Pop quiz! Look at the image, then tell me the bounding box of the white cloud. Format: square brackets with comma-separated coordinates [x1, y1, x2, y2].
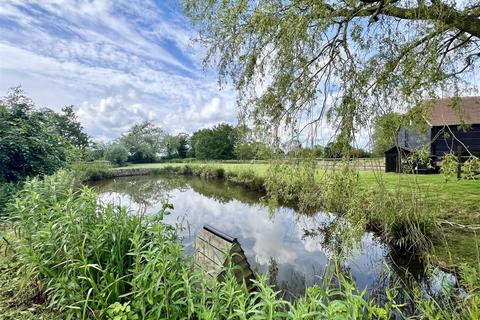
[0, 0, 236, 139]
[162, 91, 237, 133]
[77, 94, 156, 139]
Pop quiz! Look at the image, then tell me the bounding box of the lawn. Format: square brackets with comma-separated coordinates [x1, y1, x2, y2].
[121, 162, 480, 215]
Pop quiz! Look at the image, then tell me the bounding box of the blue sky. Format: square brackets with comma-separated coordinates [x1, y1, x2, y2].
[2, 1, 478, 148]
[0, 0, 237, 140]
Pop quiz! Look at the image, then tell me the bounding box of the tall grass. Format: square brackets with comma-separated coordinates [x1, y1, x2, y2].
[0, 181, 18, 217]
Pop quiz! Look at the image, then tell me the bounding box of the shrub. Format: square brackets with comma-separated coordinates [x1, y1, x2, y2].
[70, 161, 114, 182]
[104, 144, 129, 166]
[0, 96, 76, 183]
[0, 182, 18, 216]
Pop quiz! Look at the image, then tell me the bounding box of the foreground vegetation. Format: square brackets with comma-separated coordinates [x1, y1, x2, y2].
[1, 171, 479, 319]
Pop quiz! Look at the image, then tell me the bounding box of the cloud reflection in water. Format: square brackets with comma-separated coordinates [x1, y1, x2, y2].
[94, 175, 391, 298]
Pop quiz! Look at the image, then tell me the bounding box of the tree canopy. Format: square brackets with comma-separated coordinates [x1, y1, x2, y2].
[161, 133, 189, 159]
[41, 105, 89, 151]
[184, 0, 480, 148]
[104, 143, 129, 166]
[119, 121, 166, 163]
[372, 112, 403, 156]
[0, 88, 83, 182]
[190, 123, 238, 159]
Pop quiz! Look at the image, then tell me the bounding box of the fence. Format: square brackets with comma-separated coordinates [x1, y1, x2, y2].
[314, 158, 385, 171]
[175, 157, 386, 171]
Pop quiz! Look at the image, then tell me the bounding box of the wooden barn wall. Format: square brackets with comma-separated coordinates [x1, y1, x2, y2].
[431, 124, 480, 156]
[397, 127, 431, 150]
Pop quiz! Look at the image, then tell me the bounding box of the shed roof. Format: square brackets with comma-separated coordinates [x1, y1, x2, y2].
[384, 145, 413, 154]
[426, 96, 480, 126]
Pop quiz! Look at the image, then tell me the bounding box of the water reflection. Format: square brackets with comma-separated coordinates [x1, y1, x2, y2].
[92, 175, 417, 299]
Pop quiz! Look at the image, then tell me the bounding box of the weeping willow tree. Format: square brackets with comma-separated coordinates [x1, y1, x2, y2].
[183, 0, 480, 149]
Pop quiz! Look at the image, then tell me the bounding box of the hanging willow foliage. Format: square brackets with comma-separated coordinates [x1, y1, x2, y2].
[183, 0, 480, 146]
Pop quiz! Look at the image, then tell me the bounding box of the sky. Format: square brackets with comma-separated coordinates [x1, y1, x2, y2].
[1, 1, 478, 148]
[0, 0, 237, 141]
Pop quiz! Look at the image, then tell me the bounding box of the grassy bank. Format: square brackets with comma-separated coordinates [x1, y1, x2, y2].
[121, 162, 480, 213]
[2, 171, 479, 319]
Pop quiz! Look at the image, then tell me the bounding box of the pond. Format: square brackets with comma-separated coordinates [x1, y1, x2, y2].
[92, 174, 446, 301]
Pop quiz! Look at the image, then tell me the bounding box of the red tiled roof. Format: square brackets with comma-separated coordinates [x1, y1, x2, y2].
[426, 96, 480, 126]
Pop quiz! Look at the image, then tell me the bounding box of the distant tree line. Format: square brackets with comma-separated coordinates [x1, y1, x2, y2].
[92, 121, 371, 166]
[0, 87, 373, 183]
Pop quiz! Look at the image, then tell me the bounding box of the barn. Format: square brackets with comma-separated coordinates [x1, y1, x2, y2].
[385, 96, 480, 173]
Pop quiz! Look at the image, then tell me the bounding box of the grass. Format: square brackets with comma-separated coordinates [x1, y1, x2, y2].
[121, 162, 480, 214]
[0, 227, 62, 320]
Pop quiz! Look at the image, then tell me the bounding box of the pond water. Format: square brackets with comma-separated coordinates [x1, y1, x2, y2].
[92, 174, 433, 300]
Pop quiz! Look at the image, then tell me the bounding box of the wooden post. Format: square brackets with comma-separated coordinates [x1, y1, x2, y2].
[457, 145, 462, 180]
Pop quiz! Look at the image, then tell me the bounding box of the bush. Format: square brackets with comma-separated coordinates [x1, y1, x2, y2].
[0, 182, 18, 216]
[104, 144, 128, 166]
[0, 93, 76, 183]
[70, 161, 114, 182]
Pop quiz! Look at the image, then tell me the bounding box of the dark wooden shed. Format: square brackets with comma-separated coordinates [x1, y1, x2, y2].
[384, 146, 411, 173]
[384, 97, 480, 173]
